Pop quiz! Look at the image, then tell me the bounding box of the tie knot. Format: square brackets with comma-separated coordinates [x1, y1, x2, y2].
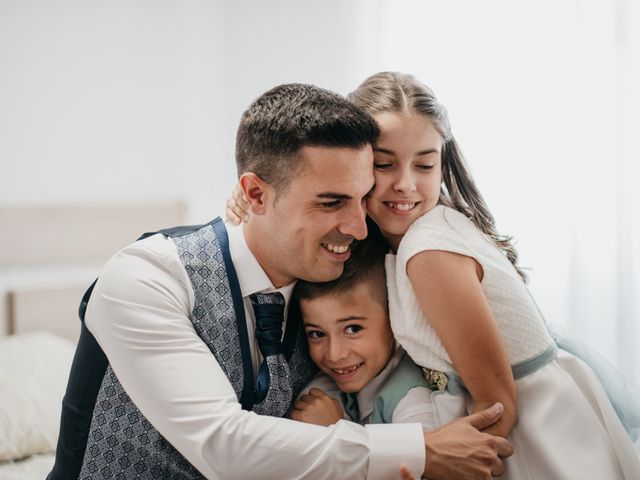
[251, 292, 285, 357]
[250, 292, 285, 307]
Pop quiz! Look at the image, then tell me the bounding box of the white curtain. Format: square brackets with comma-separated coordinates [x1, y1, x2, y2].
[360, 0, 640, 383]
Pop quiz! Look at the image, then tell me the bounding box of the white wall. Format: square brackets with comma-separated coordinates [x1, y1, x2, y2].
[0, 0, 372, 333]
[0, 0, 228, 219]
[0, 0, 372, 220]
[1, 1, 638, 382]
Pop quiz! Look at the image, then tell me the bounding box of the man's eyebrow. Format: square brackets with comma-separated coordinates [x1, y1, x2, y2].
[316, 192, 352, 200]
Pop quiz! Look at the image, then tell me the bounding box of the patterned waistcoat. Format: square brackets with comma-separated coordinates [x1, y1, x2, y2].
[47, 218, 316, 480]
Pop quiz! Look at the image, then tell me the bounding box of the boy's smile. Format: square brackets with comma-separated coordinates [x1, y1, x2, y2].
[300, 281, 395, 393]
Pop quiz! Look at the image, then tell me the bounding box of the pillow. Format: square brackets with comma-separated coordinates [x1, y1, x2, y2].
[0, 332, 75, 461]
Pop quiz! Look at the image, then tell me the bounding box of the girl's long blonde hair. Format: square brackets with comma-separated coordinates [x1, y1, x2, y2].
[348, 72, 527, 282]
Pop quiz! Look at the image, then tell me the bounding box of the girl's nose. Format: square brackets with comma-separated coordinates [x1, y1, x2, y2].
[393, 168, 416, 194]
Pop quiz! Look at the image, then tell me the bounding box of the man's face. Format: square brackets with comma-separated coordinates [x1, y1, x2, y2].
[301, 281, 394, 393]
[257, 145, 374, 286]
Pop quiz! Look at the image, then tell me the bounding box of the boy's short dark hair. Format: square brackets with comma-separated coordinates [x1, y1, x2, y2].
[235, 83, 380, 193]
[294, 220, 389, 305]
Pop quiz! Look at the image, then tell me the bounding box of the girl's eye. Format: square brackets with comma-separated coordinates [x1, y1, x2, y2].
[365, 185, 376, 199]
[416, 164, 434, 171]
[345, 325, 363, 335]
[306, 330, 325, 339]
[374, 163, 392, 170]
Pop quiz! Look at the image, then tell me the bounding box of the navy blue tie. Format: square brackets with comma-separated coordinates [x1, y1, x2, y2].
[341, 391, 361, 422]
[251, 292, 285, 404]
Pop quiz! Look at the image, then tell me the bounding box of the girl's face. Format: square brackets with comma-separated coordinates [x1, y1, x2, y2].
[366, 111, 443, 250]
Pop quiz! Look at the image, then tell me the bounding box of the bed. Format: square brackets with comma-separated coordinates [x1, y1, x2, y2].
[0, 202, 186, 479]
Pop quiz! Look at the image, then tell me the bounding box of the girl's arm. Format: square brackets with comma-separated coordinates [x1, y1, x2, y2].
[406, 250, 517, 439]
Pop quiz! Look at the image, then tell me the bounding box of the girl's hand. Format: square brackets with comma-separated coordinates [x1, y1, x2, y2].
[399, 464, 418, 480]
[290, 388, 344, 426]
[225, 183, 250, 224]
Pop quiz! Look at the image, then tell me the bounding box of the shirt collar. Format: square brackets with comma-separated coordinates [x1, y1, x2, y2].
[225, 220, 296, 302]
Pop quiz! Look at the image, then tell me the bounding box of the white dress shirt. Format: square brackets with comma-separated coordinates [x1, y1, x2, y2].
[85, 221, 425, 480]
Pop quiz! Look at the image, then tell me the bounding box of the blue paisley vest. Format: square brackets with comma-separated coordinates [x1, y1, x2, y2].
[47, 218, 316, 480]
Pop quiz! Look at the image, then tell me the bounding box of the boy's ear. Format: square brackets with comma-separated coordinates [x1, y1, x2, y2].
[239, 172, 272, 215]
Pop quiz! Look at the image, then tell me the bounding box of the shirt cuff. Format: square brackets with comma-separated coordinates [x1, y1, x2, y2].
[365, 422, 424, 480]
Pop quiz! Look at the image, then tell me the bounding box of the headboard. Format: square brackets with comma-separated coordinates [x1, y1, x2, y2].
[0, 202, 187, 342]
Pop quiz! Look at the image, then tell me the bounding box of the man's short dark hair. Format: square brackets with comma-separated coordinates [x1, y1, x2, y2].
[235, 83, 380, 192]
[294, 219, 389, 306]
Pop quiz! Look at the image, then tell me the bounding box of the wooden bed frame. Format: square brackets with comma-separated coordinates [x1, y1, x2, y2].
[1, 202, 187, 342]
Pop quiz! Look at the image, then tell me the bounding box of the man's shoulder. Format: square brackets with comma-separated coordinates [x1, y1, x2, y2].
[92, 233, 187, 300]
[116, 232, 180, 264]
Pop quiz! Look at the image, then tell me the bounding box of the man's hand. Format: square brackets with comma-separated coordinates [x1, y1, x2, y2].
[423, 403, 514, 480]
[290, 388, 344, 427]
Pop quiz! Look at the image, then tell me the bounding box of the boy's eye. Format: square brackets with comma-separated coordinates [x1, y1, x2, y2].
[306, 330, 325, 339]
[345, 324, 363, 335]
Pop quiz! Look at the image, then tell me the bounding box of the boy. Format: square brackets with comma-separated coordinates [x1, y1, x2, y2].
[291, 235, 442, 428]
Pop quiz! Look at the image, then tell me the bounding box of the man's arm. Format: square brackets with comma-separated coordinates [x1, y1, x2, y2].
[86, 234, 425, 480]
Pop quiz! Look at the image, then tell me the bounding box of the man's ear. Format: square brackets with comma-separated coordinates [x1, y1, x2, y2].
[239, 172, 272, 215]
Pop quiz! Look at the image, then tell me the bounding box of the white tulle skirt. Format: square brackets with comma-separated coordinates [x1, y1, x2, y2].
[429, 350, 640, 480]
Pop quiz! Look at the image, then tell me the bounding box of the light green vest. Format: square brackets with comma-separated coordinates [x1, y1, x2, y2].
[369, 352, 431, 424]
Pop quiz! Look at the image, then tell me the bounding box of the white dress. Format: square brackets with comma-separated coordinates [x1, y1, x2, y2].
[386, 205, 640, 480]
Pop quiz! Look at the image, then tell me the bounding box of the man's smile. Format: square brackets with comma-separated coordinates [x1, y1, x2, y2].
[321, 242, 351, 254]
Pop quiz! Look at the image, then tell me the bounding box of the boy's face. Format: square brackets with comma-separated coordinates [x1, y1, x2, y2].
[300, 281, 395, 393]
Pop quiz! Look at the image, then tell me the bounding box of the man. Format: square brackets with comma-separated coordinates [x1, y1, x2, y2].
[48, 83, 512, 480]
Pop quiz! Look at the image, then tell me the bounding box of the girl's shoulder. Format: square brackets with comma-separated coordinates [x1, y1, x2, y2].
[410, 205, 475, 233]
[401, 205, 479, 248]
[397, 205, 480, 266]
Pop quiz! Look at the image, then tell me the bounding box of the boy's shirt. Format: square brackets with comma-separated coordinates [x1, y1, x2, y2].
[300, 347, 447, 428]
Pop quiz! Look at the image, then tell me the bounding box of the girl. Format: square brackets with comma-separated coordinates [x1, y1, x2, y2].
[229, 72, 640, 479]
[350, 72, 640, 479]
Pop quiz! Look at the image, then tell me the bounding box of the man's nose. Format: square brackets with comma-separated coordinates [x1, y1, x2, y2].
[338, 202, 368, 240]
